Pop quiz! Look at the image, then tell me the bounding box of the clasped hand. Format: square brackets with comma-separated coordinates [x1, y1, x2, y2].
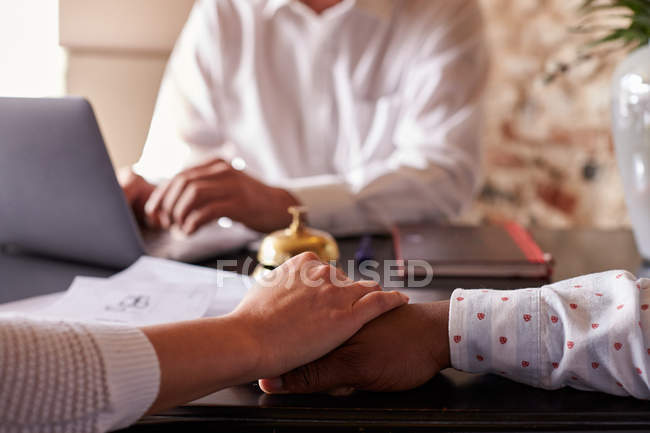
[259, 301, 451, 395]
[236, 253, 451, 396]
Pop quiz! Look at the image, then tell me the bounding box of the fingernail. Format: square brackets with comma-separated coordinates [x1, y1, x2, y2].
[400, 293, 410, 303]
[357, 280, 378, 287]
[260, 377, 284, 394]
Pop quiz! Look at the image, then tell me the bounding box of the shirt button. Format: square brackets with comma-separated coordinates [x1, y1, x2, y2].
[231, 157, 246, 171]
[218, 217, 234, 228]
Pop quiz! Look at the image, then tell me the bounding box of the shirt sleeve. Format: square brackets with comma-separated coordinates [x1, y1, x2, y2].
[133, 0, 224, 183]
[448, 270, 650, 399]
[0, 314, 160, 432]
[287, 1, 489, 235]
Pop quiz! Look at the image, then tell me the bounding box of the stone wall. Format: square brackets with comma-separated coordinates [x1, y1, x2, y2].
[464, 0, 631, 228]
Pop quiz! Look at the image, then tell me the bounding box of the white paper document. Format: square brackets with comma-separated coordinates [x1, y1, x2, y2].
[36, 256, 254, 325]
[40, 277, 215, 325]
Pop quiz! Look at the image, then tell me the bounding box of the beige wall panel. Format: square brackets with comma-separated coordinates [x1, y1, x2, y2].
[59, 0, 195, 53]
[66, 52, 168, 168]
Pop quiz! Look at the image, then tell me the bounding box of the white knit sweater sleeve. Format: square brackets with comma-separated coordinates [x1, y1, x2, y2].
[0, 313, 160, 433]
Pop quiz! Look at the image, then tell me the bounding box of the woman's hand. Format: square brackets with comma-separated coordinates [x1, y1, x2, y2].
[143, 252, 408, 414]
[229, 252, 410, 379]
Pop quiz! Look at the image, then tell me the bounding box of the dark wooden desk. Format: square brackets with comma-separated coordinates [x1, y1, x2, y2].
[138, 228, 649, 432]
[2, 229, 649, 431]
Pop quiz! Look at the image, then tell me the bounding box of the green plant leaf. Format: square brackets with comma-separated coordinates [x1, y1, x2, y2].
[580, 0, 650, 47]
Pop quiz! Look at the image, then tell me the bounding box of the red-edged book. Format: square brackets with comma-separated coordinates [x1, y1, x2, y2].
[392, 222, 553, 278]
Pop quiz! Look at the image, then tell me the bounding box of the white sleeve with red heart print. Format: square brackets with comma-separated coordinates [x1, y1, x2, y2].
[448, 270, 650, 399]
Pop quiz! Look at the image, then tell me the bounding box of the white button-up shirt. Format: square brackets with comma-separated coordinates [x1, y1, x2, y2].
[134, 0, 488, 234]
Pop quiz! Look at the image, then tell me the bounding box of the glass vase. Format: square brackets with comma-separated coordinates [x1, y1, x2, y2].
[611, 44, 650, 261]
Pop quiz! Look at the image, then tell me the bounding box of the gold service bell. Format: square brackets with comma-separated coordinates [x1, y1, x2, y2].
[253, 206, 339, 279]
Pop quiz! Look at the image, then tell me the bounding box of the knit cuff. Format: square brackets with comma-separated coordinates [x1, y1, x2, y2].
[87, 324, 161, 432]
[448, 288, 541, 387]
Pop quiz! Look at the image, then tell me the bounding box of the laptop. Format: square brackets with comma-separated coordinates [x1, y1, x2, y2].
[0, 97, 258, 269]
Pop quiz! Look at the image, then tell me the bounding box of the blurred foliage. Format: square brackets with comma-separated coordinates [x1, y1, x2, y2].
[581, 0, 650, 47]
[545, 0, 649, 82]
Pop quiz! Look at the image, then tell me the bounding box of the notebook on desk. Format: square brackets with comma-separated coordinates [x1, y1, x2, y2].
[392, 222, 553, 279]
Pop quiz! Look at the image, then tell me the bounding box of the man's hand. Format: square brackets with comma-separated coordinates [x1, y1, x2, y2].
[144, 158, 299, 234]
[258, 301, 451, 394]
[117, 167, 156, 224]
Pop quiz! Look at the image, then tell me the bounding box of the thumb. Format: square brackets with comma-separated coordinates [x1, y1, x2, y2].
[259, 352, 357, 394]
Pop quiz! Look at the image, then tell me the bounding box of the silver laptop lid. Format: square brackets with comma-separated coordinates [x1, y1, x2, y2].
[0, 97, 144, 269]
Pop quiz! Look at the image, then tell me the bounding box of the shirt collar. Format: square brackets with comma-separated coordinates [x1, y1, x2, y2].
[265, 0, 392, 21]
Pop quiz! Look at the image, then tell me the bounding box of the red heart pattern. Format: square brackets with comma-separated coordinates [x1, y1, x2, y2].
[449, 277, 644, 388]
[614, 342, 622, 351]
